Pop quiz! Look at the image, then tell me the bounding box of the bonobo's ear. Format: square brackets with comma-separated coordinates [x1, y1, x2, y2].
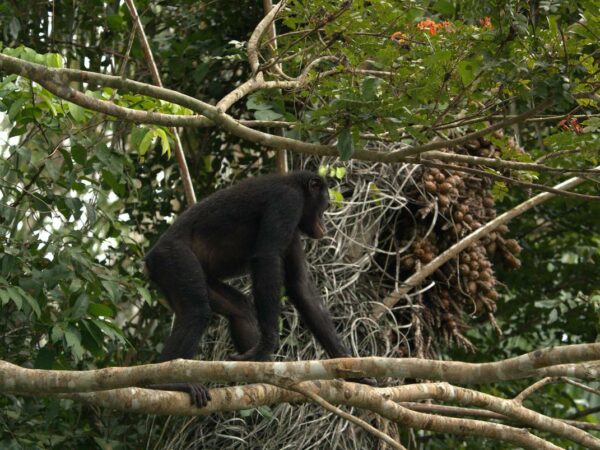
[308, 177, 324, 194]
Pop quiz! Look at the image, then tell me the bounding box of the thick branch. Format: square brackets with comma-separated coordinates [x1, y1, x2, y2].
[3, 344, 600, 393]
[60, 382, 560, 449]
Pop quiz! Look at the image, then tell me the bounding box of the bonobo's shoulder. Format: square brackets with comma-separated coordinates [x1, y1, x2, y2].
[194, 171, 319, 205]
[233, 170, 317, 190]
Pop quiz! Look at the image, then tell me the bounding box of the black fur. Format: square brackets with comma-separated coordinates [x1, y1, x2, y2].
[145, 171, 351, 407]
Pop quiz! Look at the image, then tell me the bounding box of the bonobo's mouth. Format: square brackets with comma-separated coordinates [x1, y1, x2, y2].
[314, 219, 326, 239]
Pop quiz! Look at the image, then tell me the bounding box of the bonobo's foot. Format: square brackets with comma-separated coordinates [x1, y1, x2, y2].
[148, 382, 211, 408]
[229, 344, 273, 362]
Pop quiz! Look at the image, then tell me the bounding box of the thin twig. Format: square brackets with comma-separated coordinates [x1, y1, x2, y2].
[124, 0, 196, 205]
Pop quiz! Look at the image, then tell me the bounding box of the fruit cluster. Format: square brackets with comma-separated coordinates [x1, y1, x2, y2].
[390, 137, 523, 349]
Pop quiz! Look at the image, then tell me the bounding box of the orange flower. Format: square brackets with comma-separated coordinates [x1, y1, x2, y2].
[479, 16, 493, 29]
[390, 31, 409, 44]
[558, 116, 584, 134]
[569, 117, 583, 134]
[441, 20, 455, 32]
[417, 19, 442, 36]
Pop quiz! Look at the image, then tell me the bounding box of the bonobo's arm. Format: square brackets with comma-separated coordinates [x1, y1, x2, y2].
[230, 189, 303, 361]
[284, 234, 377, 386]
[284, 233, 350, 358]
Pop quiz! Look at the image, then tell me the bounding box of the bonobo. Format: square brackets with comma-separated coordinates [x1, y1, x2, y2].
[145, 171, 355, 407]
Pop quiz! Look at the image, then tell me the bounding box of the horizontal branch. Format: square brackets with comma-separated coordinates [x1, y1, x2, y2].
[3, 344, 600, 394]
[55, 381, 558, 449]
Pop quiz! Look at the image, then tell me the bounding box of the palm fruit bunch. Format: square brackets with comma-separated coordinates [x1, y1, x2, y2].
[389, 136, 523, 351]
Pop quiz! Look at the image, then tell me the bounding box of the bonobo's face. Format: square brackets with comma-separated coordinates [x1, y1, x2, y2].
[300, 176, 330, 239]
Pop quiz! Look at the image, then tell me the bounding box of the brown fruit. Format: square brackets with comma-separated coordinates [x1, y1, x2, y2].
[505, 239, 522, 255]
[421, 252, 434, 263]
[479, 270, 492, 282]
[497, 224, 509, 234]
[438, 195, 451, 207]
[486, 290, 498, 300]
[504, 253, 522, 269]
[467, 281, 478, 294]
[424, 181, 437, 193]
[439, 182, 453, 194]
[486, 242, 497, 254]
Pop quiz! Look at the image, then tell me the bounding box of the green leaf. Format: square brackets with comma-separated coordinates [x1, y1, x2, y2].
[71, 293, 89, 319]
[92, 319, 127, 344]
[0, 289, 12, 307]
[328, 189, 344, 207]
[8, 96, 28, 121]
[254, 109, 284, 120]
[45, 53, 64, 68]
[154, 128, 171, 157]
[6, 287, 23, 310]
[361, 77, 383, 101]
[246, 93, 273, 110]
[51, 325, 64, 343]
[136, 286, 152, 305]
[45, 158, 61, 181]
[16, 288, 41, 317]
[337, 128, 354, 161]
[334, 167, 346, 179]
[458, 59, 477, 85]
[71, 144, 87, 165]
[138, 129, 156, 156]
[433, 0, 455, 16]
[64, 327, 84, 359]
[67, 102, 86, 122]
[89, 303, 114, 318]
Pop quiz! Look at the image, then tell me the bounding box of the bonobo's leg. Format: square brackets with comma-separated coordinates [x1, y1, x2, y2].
[283, 233, 350, 358]
[230, 193, 302, 361]
[208, 280, 259, 354]
[145, 242, 213, 407]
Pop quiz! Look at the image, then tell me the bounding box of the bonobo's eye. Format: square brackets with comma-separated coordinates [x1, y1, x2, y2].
[308, 177, 324, 194]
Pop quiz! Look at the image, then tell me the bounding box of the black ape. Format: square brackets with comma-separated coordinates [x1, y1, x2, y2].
[145, 171, 352, 407]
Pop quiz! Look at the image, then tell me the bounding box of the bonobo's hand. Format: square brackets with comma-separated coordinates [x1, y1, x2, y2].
[229, 344, 273, 362]
[149, 382, 211, 408]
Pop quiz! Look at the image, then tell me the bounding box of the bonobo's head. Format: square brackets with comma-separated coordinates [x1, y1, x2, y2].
[300, 174, 330, 239]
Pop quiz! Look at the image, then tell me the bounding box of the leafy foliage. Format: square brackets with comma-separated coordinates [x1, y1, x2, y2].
[0, 0, 599, 448]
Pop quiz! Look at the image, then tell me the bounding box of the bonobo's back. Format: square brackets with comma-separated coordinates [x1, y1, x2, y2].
[164, 171, 316, 239]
